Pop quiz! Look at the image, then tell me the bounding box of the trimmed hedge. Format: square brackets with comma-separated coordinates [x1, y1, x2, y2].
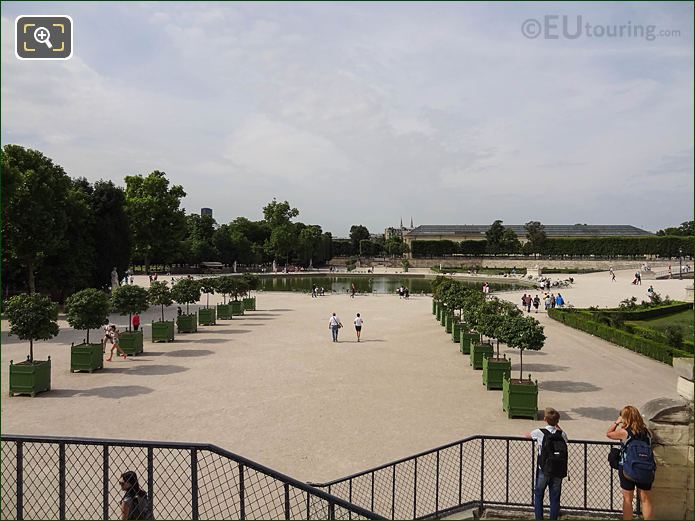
[549, 309, 693, 365]
[597, 302, 693, 320]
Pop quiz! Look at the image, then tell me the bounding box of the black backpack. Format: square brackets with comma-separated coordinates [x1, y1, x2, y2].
[128, 491, 154, 520]
[540, 428, 568, 478]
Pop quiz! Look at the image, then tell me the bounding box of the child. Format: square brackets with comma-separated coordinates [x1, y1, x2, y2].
[106, 325, 128, 361]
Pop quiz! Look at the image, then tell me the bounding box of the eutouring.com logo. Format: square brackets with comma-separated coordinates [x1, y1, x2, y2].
[521, 15, 681, 41]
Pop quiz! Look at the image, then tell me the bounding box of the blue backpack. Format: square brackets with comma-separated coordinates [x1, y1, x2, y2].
[622, 434, 656, 484]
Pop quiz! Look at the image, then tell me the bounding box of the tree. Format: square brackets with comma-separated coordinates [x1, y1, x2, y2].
[266, 224, 297, 264]
[500, 228, 521, 254]
[216, 276, 236, 304]
[111, 285, 149, 332]
[241, 274, 260, 296]
[263, 198, 299, 228]
[170, 278, 200, 314]
[656, 221, 694, 237]
[477, 299, 522, 357]
[2, 145, 73, 293]
[183, 213, 218, 264]
[385, 236, 409, 256]
[349, 225, 370, 254]
[524, 221, 547, 252]
[199, 278, 217, 308]
[124, 171, 186, 271]
[297, 225, 323, 266]
[502, 316, 545, 380]
[90, 180, 132, 286]
[4, 293, 60, 362]
[148, 281, 174, 321]
[65, 288, 111, 344]
[485, 220, 506, 254]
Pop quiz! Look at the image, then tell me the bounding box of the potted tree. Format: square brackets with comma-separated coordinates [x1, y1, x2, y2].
[198, 278, 217, 326]
[6, 294, 59, 396]
[480, 300, 519, 390]
[171, 278, 200, 333]
[241, 274, 260, 311]
[111, 285, 149, 355]
[65, 288, 111, 372]
[230, 279, 249, 316]
[442, 284, 472, 343]
[502, 316, 545, 419]
[459, 290, 484, 356]
[148, 281, 175, 342]
[466, 295, 493, 369]
[215, 276, 235, 320]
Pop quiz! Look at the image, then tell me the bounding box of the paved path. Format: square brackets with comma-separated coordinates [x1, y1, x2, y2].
[1, 271, 687, 482]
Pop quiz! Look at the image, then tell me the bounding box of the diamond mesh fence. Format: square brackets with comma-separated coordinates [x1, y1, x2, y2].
[1, 437, 382, 520]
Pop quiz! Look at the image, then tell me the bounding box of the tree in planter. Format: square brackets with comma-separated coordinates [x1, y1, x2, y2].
[170, 278, 201, 314]
[65, 288, 111, 344]
[503, 315, 546, 380]
[241, 274, 260, 296]
[148, 281, 173, 321]
[216, 276, 235, 305]
[111, 285, 149, 332]
[477, 299, 522, 358]
[5, 293, 59, 363]
[5, 293, 59, 396]
[199, 278, 218, 309]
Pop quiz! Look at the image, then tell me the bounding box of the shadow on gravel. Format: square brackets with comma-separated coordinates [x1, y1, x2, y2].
[44, 385, 154, 399]
[539, 380, 601, 393]
[103, 364, 189, 376]
[166, 349, 214, 357]
[571, 406, 620, 421]
[511, 363, 569, 373]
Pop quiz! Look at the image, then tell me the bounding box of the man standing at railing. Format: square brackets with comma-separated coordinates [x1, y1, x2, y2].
[525, 407, 569, 520]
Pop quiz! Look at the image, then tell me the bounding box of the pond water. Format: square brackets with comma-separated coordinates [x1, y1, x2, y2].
[258, 276, 526, 294]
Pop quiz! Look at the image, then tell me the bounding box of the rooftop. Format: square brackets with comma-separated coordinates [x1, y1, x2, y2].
[404, 224, 653, 238]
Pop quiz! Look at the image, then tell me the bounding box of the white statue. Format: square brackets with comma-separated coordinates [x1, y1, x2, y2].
[111, 267, 120, 291]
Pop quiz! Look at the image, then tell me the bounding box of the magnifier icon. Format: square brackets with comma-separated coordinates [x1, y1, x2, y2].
[33, 26, 53, 49]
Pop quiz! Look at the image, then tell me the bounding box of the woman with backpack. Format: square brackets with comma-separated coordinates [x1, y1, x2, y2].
[120, 471, 153, 519]
[606, 405, 655, 520]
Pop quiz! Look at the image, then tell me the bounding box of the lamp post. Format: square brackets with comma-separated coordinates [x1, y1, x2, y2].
[679, 248, 683, 280]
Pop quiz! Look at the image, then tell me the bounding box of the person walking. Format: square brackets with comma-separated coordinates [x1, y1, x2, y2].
[354, 313, 364, 342]
[606, 406, 656, 520]
[527, 295, 532, 313]
[106, 325, 128, 361]
[328, 313, 342, 342]
[521, 294, 528, 311]
[550, 293, 556, 309]
[119, 471, 152, 520]
[533, 295, 540, 313]
[525, 408, 568, 520]
[610, 267, 616, 282]
[555, 294, 564, 308]
[350, 283, 356, 298]
[132, 313, 141, 332]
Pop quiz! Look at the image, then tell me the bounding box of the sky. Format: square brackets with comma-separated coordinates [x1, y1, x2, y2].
[2, 2, 693, 236]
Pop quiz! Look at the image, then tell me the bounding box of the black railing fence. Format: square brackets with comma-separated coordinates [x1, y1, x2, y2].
[310, 435, 633, 519]
[0, 435, 384, 520]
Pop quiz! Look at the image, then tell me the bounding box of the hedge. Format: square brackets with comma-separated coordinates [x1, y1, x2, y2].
[597, 302, 693, 320]
[548, 308, 693, 365]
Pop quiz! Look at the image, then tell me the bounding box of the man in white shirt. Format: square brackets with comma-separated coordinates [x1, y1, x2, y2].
[525, 407, 569, 520]
[328, 313, 342, 342]
[353, 313, 364, 342]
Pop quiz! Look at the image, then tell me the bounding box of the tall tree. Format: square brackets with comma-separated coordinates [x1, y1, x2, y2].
[182, 213, 218, 264]
[524, 221, 547, 252]
[656, 221, 694, 237]
[263, 198, 299, 228]
[1, 145, 72, 293]
[297, 225, 323, 266]
[124, 171, 186, 271]
[349, 225, 370, 254]
[500, 228, 521, 254]
[485, 220, 506, 254]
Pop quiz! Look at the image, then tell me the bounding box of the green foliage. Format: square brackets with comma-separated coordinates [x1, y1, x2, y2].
[549, 308, 693, 365]
[181, 214, 218, 264]
[241, 274, 260, 293]
[656, 221, 693, 237]
[263, 198, 299, 227]
[169, 279, 200, 313]
[110, 285, 149, 327]
[148, 281, 174, 320]
[215, 276, 236, 304]
[663, 326, 684, 348]
[124, 171, 186, 270]
[65, 288, 111, 343]
[198, 277, 218, 308]
[4, 293, 60, 361]
[350, 225, 370, 252]
[503, 315, 545, 378]
[524, 221, 547, 252]
[332, 239, 355, 257]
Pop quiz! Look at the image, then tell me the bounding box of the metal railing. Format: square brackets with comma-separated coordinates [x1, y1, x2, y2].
[310, 435, 633, 519]
[0, 435, 384, 520]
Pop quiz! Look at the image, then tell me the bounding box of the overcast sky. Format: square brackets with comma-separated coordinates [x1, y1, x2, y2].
[2, 2, 693, 236]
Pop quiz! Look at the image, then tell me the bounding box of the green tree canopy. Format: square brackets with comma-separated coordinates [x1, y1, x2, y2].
[524, 221, 547, 252]
[656, 221, 694, 237]
[485, 220, 506, 254]
[124, 171, 186, 271]
[65, 288, 111, 344]
[1, 145, 73, 293]
[263, 198, 299, 228]
[148, 281, 174, 321]
[4, 293, 60, 362]
[349, 225, 370, 254]
[170, 278, 200, 314]
[500, 228, 521, 254]
[502, 315, 545, 379]
[111, 285, 149, 331]
[198, 277, 218, 308]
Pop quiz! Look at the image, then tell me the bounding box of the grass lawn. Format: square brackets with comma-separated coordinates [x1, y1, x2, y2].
[635, 309, 694, 332]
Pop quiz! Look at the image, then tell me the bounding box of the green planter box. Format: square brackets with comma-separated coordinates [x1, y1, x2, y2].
[177, 313, 198, 333]
[451, 321, 463, 343]
[231, 300, 245, 316]
[445, 314, 457, 334]
[217, 303, 233, 320]
[70, 343, 104, 372]
[503, 376, 539, 419]
[460, 332, 478, 355]
[199, 307, 217, 326]
[470, 342, 493, 370]
[432, 300, 438, 315]
[482, 356, 512, 390]
[436, 305, 443, 322]
[242, 297, 256, 311]
[9, 358, 51, 397]
[152, 321, 175, 342]
[440, 309, 447, 326]
[119, 331, 144, 355]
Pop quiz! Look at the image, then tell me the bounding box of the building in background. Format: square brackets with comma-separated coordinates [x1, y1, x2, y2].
[385, 217, 414, 240]
[201, 207, 213, 218]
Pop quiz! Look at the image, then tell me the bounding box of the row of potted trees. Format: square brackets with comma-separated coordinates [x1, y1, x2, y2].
[431, 277, 546, 419]
[5, 274, 261, 397]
